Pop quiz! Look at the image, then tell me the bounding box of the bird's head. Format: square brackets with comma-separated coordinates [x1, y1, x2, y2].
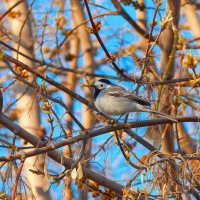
[89, 79, 113, 100]
[90, 79, 113, 90]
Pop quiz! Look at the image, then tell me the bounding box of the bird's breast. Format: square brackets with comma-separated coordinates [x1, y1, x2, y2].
[94, 93, 141, 116]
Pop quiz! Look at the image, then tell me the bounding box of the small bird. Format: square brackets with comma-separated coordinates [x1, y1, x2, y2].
[89, 79, 177, 122]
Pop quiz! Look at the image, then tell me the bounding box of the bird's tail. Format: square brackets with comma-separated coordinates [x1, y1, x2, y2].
[142, 107, 178, 122]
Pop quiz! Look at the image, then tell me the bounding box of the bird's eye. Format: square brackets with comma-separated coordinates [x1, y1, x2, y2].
[101, 84, 104, 88]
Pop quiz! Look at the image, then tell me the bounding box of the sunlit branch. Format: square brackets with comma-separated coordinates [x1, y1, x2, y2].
[0, 0, 25, 22]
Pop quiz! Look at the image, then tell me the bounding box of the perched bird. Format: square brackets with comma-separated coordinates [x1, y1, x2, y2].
[89, 79, 177, 122]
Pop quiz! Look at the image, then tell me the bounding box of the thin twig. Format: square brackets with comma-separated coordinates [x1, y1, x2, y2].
[84, 0, 135, 82]
[0, 0, 25, 22]
[114, 131, 143, 169]
[11, 158, 25, 200]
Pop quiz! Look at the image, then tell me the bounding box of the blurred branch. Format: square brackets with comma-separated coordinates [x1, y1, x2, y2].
[0, 114, 199, 197]
[84, 0, 137, 82]
[1, 41, 199, 86]
[0, 114, 137, 197]
[2, 52, 94, 110]
[111, 0, 149, 39]
[114, 131, 142, 169]
[11, 158, 25, 200]
[0, 113, 199, 161]
[0, 114, 198, 163]
[0, 0, 25, 22]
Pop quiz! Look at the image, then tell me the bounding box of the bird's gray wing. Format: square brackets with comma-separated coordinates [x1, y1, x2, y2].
[106, 85, 151, 106]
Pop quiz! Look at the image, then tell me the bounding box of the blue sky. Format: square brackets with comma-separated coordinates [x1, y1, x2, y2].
[0, 0, 199, 199]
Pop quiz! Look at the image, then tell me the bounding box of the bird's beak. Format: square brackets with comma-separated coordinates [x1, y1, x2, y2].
[88, 84, 95, 88]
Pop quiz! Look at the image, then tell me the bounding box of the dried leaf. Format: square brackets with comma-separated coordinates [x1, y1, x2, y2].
[71, 168, 77, 180]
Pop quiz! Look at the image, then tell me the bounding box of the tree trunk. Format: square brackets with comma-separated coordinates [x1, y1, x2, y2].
[63, 8, 80, 200]
[70, 0, 95, 199]
[4, 1, 51, 199]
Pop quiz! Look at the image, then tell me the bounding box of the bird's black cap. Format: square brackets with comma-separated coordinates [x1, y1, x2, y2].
[98, 79, 112, 84]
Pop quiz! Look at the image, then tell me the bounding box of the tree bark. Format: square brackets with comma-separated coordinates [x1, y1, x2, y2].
[70, 0, 95, 199]
[157, 1, 181, 154]
[63, 8, 80, 200]
[4, 1, 51, 199]
[182, 0, 200, 44]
